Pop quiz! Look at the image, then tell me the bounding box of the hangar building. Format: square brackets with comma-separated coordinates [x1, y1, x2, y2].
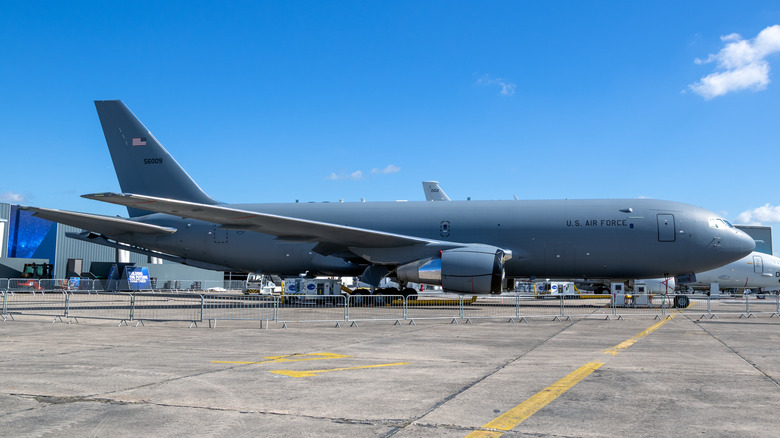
[0, 202, 224, 284]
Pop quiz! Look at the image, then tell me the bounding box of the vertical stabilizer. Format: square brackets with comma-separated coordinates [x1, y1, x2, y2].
[422, 181, 451, 201]
[94, 100, 218, 217]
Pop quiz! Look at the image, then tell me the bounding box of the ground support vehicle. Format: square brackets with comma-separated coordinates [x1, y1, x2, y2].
[281, 278, 344, 305]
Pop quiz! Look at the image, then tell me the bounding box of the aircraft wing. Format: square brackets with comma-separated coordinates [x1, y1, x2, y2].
[19, 206, 177, 236]
[82, 193, 434, 248]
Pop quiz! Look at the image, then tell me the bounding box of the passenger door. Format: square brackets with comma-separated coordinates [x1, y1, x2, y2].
[657, 214, 675, 242]
[753, 255, 763, 274]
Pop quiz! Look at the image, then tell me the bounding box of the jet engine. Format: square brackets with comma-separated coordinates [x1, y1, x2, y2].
[396, 245, 510, 294]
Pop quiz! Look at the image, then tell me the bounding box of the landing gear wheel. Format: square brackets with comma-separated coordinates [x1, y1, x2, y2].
[382, 288, 402, 301]
[673, 295, 690, 308]
[401, 287, 418, 301]
[351, 288, 369, 306]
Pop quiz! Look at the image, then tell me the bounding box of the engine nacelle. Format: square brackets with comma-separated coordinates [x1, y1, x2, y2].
[396, 245, 509, 294]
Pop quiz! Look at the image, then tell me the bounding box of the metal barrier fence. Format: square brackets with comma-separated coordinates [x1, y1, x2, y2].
[66, 293, 137, 322]
[204, 294, 276, 323]
[278, 294, 347, 324]
[0, 278, 249, 293]
[6, 278, 47, 293]
[463, 296, 519, 322]
[347, 295, 405, 323]
[3, 291, 779, 325]
[405, 295, 462, 322]
[133, 293, 204, 323]
[561, 296, 614, 319]
[684, 293, 780, 318]
[3, 291, 69, 320]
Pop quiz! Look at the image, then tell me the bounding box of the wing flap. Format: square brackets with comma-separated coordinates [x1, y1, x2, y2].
[19, 206, 177, 236]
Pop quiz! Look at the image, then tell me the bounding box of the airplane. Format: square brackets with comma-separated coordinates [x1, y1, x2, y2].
[678, 251, 780, 294]
[423, 181, 450, 201]
[19, 100, 755, 296]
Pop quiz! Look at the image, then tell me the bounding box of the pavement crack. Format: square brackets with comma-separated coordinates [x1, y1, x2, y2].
[383, 319, 580, 437]
[10, 391, 408, 426]
[88, 365, 248, 398]
[691, 315, 780, 389]
[15, 393, 131, 405]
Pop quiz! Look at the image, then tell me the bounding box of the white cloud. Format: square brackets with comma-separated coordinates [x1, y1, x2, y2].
[327, 170, 363, 180]
[0, 190, 25, 203]
[329, 165, 399, 180]
[689, 25, 780, 99]
[475, 74, 516, 96]
[371, 164, 401, 174]
[736, 203, 780, 224]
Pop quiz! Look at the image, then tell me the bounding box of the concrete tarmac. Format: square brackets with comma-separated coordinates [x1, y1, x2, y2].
[1, 315, 779, 437]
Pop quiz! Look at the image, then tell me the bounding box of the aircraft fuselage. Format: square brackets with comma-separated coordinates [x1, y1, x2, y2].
[683, 252, 780, 291]
[123, 198, 753, 280]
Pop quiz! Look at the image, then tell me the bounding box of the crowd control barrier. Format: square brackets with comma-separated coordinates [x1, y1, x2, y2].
[2, 289, 779, 326]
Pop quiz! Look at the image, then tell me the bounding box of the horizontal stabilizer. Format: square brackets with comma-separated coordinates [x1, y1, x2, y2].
[19, 206, 177, 236]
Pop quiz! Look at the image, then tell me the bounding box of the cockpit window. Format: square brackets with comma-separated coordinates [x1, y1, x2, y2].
[709, 218, 734, 229]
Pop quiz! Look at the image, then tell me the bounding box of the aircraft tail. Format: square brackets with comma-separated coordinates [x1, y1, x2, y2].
[422, 181, 451, 201]
[94, 100, 218, 217]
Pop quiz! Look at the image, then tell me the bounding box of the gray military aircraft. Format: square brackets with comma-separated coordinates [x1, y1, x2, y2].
[21, 100, 755, 294]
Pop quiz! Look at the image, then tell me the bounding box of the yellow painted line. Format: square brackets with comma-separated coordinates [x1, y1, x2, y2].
[271, 362, 410, 378]
[466, 362, 604, 437]
[212, 352, 351, 365]
[467, 317, 680, 437]
[603, 314, 676, 356]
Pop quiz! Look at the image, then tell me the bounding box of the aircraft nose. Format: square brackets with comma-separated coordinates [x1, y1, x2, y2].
[740, 229, 756, 254]
[725, 228, 756, 258]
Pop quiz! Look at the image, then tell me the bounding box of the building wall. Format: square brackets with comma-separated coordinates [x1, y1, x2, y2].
[2, 202, 225, 281]
[735, 225, 773, 256]
[54, 224, 225, 281]
[54, 224, 148, 278]
[0, 203, 10, 258]
[146, 263, 224, 283]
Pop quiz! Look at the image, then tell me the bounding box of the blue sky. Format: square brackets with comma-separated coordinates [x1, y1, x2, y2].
[2, 1, 780, 248]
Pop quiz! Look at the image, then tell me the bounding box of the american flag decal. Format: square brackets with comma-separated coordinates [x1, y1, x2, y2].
[132, 137, 147, 146]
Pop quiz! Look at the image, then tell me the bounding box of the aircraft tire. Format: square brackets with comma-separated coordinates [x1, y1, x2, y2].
[673, 295, 690, 308]
[380, 288, 401, 302]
